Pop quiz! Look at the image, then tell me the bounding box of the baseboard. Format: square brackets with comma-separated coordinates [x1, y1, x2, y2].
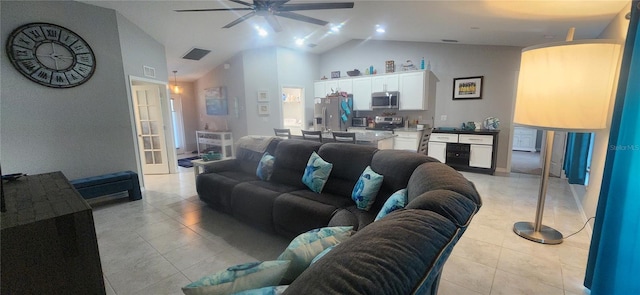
[569, 183, 593, 238]
[494, 167, 509, 176]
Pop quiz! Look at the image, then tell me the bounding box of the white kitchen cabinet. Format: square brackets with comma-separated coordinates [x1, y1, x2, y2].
[512, 127, 538, 152]
[337, 79, 353, 94]
[371, 74, 399, 92]
[469, 144, 493, 169]
[399, 70, 437, 110]
[428, 141, 447, 163]
[325, 80, 338, 94]
[393, 130, 422, 151]
[314, 81, 326, 98]
[352, 76, 372, 110]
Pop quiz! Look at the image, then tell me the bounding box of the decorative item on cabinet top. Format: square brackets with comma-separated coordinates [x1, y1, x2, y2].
[347, 69, 360, 76]
[385, 60, 395, 73]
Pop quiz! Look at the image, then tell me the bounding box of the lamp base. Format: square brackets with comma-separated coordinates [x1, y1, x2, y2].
[513, 221, 563, 245]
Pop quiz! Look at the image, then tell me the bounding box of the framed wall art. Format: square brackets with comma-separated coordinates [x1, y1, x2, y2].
[205, 86, 228, 115]
[331, 71, 340, 79]
[453, 76, 483, 100]
[257, 90, 269, 102]
[258, 103, 270, 116]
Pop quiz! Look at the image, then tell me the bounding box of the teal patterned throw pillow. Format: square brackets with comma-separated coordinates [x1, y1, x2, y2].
[375, 188, 408, 221]
[302, 152, 333, 193]
[256, 152, 275, 181]
[182, 260, 290, 295]
[277, 226, 353, 283]
[351, 166, 384, 211]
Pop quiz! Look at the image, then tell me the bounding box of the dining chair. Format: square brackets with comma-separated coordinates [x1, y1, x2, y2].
[301, 130, 323, 142]
[274, 128, 291, 139]
[332, 132, 357, 144]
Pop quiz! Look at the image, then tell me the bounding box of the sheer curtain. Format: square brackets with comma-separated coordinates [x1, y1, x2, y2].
[585, 2, 640, 293]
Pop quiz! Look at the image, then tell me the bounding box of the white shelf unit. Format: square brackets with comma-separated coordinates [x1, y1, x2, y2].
[196, 131, 234, 159]
[512, 127, 538, 152]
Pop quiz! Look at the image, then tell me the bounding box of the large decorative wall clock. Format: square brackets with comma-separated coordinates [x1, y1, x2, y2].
[5, 23, 96, 88]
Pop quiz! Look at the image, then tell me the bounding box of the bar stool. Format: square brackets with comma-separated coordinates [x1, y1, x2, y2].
[274, 128, 291, 139]
[332, 132, 357, 144]
[301, 130, 323, 142]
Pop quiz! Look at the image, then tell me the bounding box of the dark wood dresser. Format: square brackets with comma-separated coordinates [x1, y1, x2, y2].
[1, 172, 105, 294]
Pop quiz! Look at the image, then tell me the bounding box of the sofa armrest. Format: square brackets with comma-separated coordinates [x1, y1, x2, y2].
[202, 159, 239, 174]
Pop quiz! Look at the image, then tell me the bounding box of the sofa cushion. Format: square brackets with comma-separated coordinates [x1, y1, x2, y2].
[271, 140, 322, 188]
[302, 152, 333, 193]
[273, 191, 351, 237]
[182, 260, 290, 295]
[283, 210, 458, 295]
[232, 286, 289, 295]
[231, 181, 301, 233]
[407, 162, 482, 207]
[256, 152, 275, 181]
[369, 150, 434, 211]
[234, 137, 281, 175]
[197, 171, 259, 212]
[277, 226, 353, 284]
[351, 166, 384, 211]
[406, 189, 478, 227]
[317, 143, 377, 197]
[327, 206, 376, 231]
[375, 188, 408, 221]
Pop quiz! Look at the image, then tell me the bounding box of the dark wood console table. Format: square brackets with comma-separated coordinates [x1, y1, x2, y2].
[1, 172, 105, 294]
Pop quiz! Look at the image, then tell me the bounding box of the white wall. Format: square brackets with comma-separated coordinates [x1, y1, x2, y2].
[0, 1, 140, 180]
[242, 48, 280, 136]
[176, 82, 199, 153]
[319, 40, 522, 171]
[576, 3, 632, 226]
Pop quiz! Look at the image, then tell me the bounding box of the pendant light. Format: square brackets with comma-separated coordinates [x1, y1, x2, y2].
[172, 70, 180, 94]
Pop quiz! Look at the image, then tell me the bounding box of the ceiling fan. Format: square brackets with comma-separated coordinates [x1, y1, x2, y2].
[175, 0, 354, 32]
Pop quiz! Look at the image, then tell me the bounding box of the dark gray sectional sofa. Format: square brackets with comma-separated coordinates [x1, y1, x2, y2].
[195, 136, 482, 294]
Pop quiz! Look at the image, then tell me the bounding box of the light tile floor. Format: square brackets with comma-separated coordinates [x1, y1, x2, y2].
[92, 166, 591, 295]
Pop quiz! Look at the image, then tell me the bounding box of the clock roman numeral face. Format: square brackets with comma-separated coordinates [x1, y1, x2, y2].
[5, 23, 96, 88]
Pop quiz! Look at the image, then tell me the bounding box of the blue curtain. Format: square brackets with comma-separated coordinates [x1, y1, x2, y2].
[564, 132, 592, 184]
[585, 2, 640, 294]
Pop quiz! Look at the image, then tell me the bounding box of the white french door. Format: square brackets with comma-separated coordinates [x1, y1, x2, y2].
[132, 85, 169, 174]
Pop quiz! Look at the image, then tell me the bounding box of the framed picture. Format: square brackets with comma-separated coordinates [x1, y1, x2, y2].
[257, 90, 269, 102]
[331, 71, 340, 79]
[453, 76, 483, 100]
[385, 60, 395, 73]
[205, 86, 228, 115]
[258, 103, 270, 116]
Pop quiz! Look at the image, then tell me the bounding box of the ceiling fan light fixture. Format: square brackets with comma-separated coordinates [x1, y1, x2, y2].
[375, 24, 385, 33]
[330, 24, 342, 33]
[255, 25, 268, 37]
[295, 38, 305, 46]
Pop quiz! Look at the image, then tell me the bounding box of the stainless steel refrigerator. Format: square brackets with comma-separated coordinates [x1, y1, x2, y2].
[313, 94, 353, 132]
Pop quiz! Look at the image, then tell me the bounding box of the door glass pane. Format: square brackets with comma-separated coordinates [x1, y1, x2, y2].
[153, 151, 162, 164]
[141, 122, 150, 135]
[150, 122, 159, 135]
[148, 105, 158, 120]
[138, 91, 148, 105]
[152, 136, 161, 149]
[143, 136, 151, 149]
[139, 107, 149, 120]
[145, 151, 153, 164]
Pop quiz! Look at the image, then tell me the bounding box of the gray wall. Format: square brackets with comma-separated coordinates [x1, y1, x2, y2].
[276, 47, 320, 130]
[1, 1, 139, 179]
[319, 40, 522, 172]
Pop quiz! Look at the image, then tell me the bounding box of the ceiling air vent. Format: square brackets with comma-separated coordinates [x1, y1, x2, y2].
[182, 48, 211, 60]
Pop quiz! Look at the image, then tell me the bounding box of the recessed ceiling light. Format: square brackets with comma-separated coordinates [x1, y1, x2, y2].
[376, 25, 385, 33]
[330, 24, 342, 33]
[295, 38, 305, 46]
[255, 26, 268, 37]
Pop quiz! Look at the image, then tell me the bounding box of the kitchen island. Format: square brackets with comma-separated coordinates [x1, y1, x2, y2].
[292, 131, 396, 149]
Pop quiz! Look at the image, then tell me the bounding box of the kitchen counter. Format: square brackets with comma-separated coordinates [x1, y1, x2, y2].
[293, 131, 396, 144]
[432, 128, 500, 135]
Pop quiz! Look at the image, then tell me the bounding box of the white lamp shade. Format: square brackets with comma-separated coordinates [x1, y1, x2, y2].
[514, 40, 622, 131]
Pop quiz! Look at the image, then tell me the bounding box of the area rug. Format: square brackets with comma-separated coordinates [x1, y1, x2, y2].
[178, 156, 200, 168]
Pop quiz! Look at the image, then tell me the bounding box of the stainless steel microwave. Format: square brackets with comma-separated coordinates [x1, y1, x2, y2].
[371, 91, 399, 109]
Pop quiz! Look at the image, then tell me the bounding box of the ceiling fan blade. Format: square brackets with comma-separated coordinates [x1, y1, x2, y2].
[278, 2, 354, 12]
[223, 11, 257, 28]
[275, 11, 328, 26]
[175, 8, 253, 12]
[227, 0, 254, 7]
[265, 15, 283, 32]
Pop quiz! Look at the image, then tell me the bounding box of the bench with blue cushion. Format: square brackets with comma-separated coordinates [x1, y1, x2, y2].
[70, 171, 142, 201]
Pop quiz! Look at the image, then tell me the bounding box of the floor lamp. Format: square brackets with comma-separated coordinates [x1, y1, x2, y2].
[512, 29, 622, 245]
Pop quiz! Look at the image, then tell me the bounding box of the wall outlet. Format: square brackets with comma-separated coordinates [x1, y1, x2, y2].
[440, 115, 447, 121]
